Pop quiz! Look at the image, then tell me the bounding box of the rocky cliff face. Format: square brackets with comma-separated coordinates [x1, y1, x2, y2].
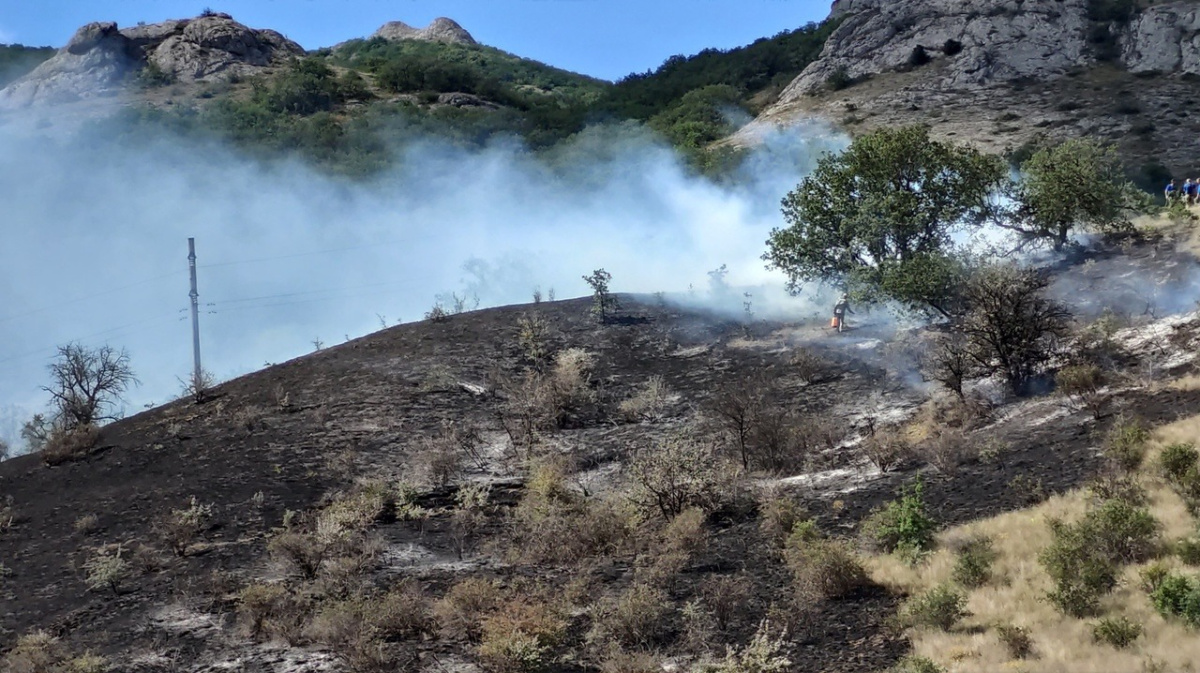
[0, 13, 303, 110]
[747, 0, 1200, 175]
[371, 18, 476, 45]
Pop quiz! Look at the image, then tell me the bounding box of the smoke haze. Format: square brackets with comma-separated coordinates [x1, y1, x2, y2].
[0, 113, 849, 449]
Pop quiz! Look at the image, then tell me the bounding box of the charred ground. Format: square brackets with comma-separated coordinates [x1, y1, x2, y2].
[5, 233, 1200, 672]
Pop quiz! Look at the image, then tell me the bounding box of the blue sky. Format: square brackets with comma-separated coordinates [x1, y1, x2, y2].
[0, 0, 831, 81]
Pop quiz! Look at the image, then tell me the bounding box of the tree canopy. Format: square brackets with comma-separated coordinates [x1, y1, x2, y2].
[1003, 138, 1142, 251]
[763, 125, 1006, 317]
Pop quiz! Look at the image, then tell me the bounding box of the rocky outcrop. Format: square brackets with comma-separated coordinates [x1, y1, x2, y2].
[783, 0, 1092, 97]
[0, 22, 139, 107]
[0, 13, 303, 110]
[139, 14, 304, 81]
[371, 18, 476, 45]
[1122, 2, 1200, 74]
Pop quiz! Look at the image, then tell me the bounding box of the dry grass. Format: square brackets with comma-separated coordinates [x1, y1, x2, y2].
[866, 413, 1200, 672]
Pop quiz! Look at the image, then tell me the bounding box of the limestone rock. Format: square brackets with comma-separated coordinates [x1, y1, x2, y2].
[372, 18, 477, 45]
[0, 22, 138, 109]
[145, 14, 304, 81]
[1122, 2, 1200, 74]
[782, 0, 1092, 98]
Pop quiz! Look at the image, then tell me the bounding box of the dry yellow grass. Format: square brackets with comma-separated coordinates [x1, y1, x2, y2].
[869, 414, 1200, 672]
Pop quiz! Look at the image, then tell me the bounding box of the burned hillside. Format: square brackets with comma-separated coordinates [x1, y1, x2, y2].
[6, 226, 1200, 672]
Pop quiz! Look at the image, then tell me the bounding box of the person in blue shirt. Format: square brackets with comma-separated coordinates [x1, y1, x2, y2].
[1166, 179, 1178, 201]
[1185, 179, 1194, 205]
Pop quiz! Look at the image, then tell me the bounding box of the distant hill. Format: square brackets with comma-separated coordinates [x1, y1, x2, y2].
[0, 12, 840, 178]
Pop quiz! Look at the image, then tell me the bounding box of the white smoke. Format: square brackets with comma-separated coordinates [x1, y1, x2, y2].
[0, 112, 849, 450]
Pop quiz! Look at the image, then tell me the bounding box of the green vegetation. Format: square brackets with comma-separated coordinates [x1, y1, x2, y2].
[0, 44, 55, 88]
[861, 478, 938, 558]
[764, 125, 1006, 317]
[86, 18, 841, 178]
[1149, 571, 1200, 626]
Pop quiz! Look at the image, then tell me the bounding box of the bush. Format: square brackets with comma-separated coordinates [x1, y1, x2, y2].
[1087, 498, 1161, 563]
[706, 620, 792, 673]
[897, 584, 967, 631]
[1056, 364, 1108, 418]
[83, 546, 129, 595]
[825, 66, 853, 91]
[1149, 572, 1200, 626]
[160, 496, 214, 556]
[40, 425, 100, 466]
[861, 478, 937, 555]
[627, 436, 740, 520]
[1176, 536, 1200, 565]
[908, 45, 932, 67]
[786, 537, 869, 600]
[942, 39, 964, 56]
[1091, 616, 1143, 648]
[1104, 416, 1149, 473]
[1162, 443, 1199, 482]
[478, 601, 566, 673]
[758, 492, 807, 550]
[588, 583, 670, 648]
[1040, 507, 1139, 616]
[436, 578, 504, 641]
[951, 535, 997, 588]
[618, 375, 671, 421]
[860, 431, 915, 473]
[995, 623, 1033, 659]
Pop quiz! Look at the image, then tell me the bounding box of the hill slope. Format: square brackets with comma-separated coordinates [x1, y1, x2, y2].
[742, 0, 1200, 183]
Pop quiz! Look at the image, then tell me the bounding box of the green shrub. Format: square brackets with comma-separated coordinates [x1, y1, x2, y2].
[995, 623, 1033, 659]
[826, 66, 853, 92]
[1176, 536, 1200, 565]
[1149, 572, 1200, 627]
[1039, 519, 1119, 617]
[1087, 498, 1161, 563]
[1091, 616, 1143, 648]
[1104, 416, 1149, 473]
[952, 535, 997, 588]
[1161, 443, 1199, 481]
[897, 584, 967, 631]
[1140, 561, 1171, 592]
[861, 478, 937, 555]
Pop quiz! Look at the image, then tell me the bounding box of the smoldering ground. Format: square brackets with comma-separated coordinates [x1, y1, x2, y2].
[0, 114, 849, 448]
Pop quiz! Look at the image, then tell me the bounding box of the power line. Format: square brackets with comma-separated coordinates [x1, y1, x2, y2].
[0, 313, 181, 368]
[0, 270, 184, 324]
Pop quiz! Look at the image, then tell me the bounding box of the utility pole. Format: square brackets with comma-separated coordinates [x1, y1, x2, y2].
[188, 238, 202, 390]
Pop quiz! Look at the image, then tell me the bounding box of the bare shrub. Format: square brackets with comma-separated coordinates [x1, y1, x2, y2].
[661, 507, 709, 557]
[425, 303, 450, 322]
[496, 350, 595, 449]
[268, 531, 327, 580]
[707, 620, 791, 673]
[916, 427, 978, 474]
[859, 422, 914, 473]
[74, 514, 100, 535]
[588, 583, 670, 649]
[435, 578, 505, 641]
[1057, 363, 1109, 418]
[627, 436, 741, 520]
[924, 334, 974, 399]
[599, 650, 660, 673]
[700, 574, 752, 632]
[40, 425, 99, 466]
[43, 343, 138, 428]
[706, 376, 766, 470]
[960, 265, 1073, 396]
[416, 435, 466, 488]
[237, 583, 310, 643]
[995, 623, 1033, 659]
[0, 631, 106, 673]
[178, 367, 216, 404]
[618, 375, 671, 421]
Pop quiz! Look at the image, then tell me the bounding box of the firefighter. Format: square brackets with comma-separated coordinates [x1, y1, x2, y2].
[832, 294, 853, 333]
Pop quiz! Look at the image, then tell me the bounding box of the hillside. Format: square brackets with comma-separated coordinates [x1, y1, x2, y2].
[7, 223, 1200, 671]
[740, 0, 1200, 185]
[0, 45, 55, 88]
[0, 12, 840, 177]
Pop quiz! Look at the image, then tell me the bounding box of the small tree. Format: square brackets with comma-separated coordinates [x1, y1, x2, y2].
[43, 343, 138, 429]
[1004, 138, 1143, 251]
[961, 265, 1072, 395]
[583, 268, 619, 322]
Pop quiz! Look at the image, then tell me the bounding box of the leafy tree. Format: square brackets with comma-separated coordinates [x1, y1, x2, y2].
[583, 268, 619, 322]
[1004, 138, 1142, 251]
[764, 125, 1005, 317]
[43, 343, 138, 429]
